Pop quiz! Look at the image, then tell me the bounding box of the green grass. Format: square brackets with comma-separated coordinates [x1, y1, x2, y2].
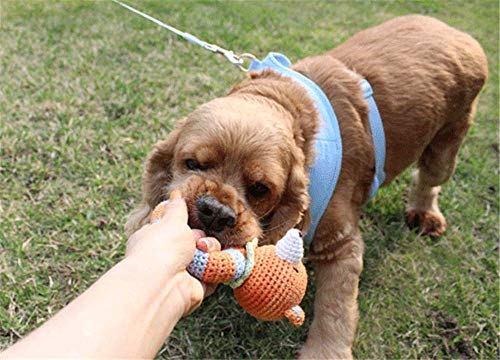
[1, 0, 498, 358]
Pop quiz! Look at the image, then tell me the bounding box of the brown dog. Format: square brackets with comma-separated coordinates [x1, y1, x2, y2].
[127, 15, 487, 358]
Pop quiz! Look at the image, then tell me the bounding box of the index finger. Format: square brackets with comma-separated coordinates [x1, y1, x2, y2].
[196, 237, 222, 253]
[151, 190, 189, 225]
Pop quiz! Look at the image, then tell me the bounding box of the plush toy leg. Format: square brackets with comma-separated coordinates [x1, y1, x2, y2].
[285, 305, 305, 327]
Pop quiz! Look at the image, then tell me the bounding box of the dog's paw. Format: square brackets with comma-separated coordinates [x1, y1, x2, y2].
[405, 208, 447, 237]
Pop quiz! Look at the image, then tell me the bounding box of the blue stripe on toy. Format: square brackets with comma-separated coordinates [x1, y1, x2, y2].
[187, 249, 209, 280]
[224, 248, 246, 282]
[292, 305, 302, 318]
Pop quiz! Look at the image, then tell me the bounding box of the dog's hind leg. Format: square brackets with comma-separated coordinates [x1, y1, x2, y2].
[405, 100, 478, 236]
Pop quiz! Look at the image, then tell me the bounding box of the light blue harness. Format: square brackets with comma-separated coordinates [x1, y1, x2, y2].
[249, 53, 386, 244]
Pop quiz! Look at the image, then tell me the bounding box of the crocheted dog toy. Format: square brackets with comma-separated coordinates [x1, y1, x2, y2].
[150, 201, 308, 326]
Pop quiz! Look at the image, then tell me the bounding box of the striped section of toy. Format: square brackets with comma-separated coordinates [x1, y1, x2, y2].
[187, 246, 250, 285]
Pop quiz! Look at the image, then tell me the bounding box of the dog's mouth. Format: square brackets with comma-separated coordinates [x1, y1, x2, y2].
[187, 206, 257, 249]
[170, 178, 263, 248]
[187, 210, 210, 235]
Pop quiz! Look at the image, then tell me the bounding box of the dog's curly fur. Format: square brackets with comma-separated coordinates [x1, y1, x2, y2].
[127, 15, 487, 358]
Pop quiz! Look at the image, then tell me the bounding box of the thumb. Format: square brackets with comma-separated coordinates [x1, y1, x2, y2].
[159, 190, 189, 225]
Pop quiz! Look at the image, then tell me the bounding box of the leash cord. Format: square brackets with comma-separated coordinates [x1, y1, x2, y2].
[112, 0, 256, 71]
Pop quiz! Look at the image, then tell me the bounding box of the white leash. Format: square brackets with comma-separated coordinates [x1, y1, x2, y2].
[112, 0, 256, 71]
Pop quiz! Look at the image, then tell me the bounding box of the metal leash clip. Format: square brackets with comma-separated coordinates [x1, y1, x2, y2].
[113, 0, 257, 72]
[212, 48, 256, 72]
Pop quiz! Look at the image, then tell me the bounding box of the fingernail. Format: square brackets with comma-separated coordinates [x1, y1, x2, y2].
[203, 237, 221, 252]
[204, 238, 214, 251]
[169, 189, 183, 201]
[197, 238, 209, 252]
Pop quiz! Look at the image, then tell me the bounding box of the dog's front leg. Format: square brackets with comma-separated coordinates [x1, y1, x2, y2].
[300, 227, 363, 360]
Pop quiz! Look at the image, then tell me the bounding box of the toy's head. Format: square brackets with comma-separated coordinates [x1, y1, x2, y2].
[234, 229, 307, 324]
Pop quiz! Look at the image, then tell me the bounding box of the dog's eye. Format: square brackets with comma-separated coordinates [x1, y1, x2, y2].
[248, 182, 269, 198]
[185, 159, 203, 171]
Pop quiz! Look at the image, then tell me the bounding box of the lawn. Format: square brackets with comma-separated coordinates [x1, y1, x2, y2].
[0, 0, 498, 358]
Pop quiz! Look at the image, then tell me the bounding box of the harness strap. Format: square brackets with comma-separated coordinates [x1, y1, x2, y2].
[250, 53, 386, 244]
[360, 80, 386, 198]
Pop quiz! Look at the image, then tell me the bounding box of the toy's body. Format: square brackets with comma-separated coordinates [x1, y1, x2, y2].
[188, 231, 307, 326]
[151, 201, 308, 326]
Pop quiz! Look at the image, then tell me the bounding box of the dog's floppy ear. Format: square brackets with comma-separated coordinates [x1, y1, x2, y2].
[265, 151, 311, 244]
[270, 78, 318, 242]
[125, 119, 185, 235]
[238, 72, 318, 243]
[264, 98, 318, 243]
[285, 95, 317, 238]
[230, 71, 319, 242]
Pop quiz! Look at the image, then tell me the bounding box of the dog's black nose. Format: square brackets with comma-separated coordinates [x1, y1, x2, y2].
[196, 195, 237, 233]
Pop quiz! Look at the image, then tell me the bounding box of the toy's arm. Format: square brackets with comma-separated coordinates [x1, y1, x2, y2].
[187, 248, 247, 284]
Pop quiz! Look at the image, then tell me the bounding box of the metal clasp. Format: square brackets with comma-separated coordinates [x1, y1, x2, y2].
[204, 43, 256, 72]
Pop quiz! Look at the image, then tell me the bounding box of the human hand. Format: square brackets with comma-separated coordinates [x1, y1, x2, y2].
[125, 190, 219, 316]
[126, 190, 195, 267]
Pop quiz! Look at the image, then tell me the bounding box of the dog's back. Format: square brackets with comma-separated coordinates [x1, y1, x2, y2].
[330, 14, 487, 97]
[328, 15, 488, 179]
